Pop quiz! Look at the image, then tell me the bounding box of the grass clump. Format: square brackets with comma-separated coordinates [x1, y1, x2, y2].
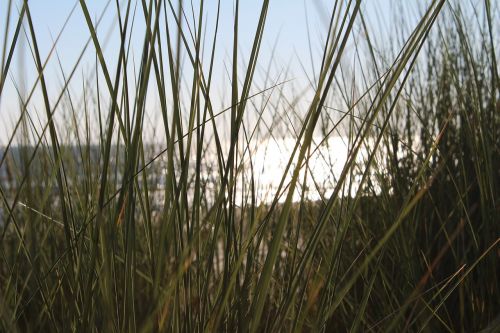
[0, 0, 498, 332]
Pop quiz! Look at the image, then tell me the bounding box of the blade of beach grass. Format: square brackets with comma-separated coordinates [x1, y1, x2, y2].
[0, 0, 13, 93]
[247, 2, 362, 331]
[24, 0, 75, 264]
[77, 0, 134, 329]
[415, 237, 500, 332]
[0, 1, 25, 98]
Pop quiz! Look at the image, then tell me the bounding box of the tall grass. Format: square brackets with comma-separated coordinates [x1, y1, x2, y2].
[0, 0, 498, 332]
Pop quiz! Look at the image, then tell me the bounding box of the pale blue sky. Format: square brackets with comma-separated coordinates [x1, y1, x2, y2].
[0, 0, 428, 143]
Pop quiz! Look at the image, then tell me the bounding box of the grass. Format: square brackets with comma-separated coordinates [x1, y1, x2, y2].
[0, 0, 499, 332]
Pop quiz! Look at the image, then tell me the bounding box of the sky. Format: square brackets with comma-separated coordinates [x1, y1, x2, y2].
[0, 0, 431, 144]
[0, 0, 446, 202]
[0, 1, 393, 63]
